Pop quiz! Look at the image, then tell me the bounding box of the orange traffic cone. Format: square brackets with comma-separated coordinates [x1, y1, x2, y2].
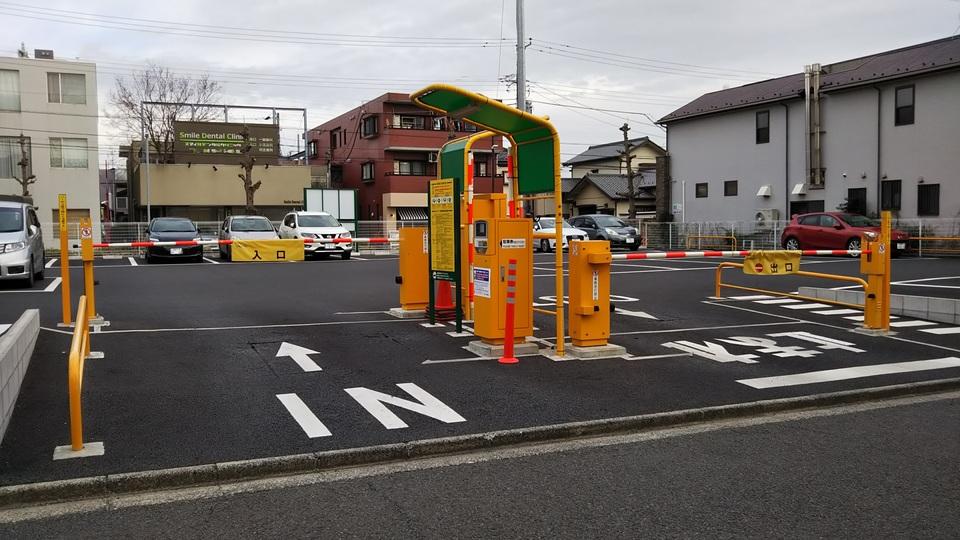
[436, 280, 454, 310]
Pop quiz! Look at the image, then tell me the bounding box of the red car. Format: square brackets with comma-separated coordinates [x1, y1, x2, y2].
[780, 212, 909, 256]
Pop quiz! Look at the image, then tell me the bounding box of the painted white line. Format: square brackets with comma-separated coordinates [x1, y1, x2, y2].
[890, 320, 938, 328]
[127, 257, 138, 266]
[0, 324, 10, 335]
[276, 394, 332, 438]
[754, 298, 803, 305]
[844, 315, 865, 322]
[92, 317, 424, 334]
[829, 284, 862, 291]
[45, 258, 57, 268]
[43, 277, 62, 292]
[782, 303, 832, 310]
[920, 327, 960, 335]
[728, 295, 774, 300]
[622, 352, 692, 361]
[891, 275, 960, 284]
[203, 257, 220, 264]
[335, 310, 388, 315]
[812, 309, 861, 316]
[423, 356, 494, 365]
[737, 357, 960, 389]
[891, 283, 960, 290]
[421, 323, 446, 328]
[535, 321, 803, 342]
[616, 308, 658, 320]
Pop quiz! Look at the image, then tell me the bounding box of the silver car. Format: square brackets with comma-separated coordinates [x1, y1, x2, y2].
[0, 195, 45, 287]
[278, 211, 353, 260]
[217, 215, 280, 261]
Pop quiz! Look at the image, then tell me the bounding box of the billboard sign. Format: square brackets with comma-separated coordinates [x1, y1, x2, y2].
[173, 121, 279, 165]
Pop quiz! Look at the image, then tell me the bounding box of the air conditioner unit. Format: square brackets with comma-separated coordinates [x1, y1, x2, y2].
[755, 208, 779, 229]
[427, 152, 438, 163]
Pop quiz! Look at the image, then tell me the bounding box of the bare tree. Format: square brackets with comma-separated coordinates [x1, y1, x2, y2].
[109, 64, 221, 164]
[11, 133, 35, 197]
[619, 123, 638, 221]
[237, 126, 261, 214]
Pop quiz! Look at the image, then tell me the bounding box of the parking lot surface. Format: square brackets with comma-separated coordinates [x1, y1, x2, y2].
[1, 252, 959, 486]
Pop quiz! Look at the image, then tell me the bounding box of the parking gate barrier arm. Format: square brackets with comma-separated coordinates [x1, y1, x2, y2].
[714, 262, 869, 310]
[68, 296, 91, 451]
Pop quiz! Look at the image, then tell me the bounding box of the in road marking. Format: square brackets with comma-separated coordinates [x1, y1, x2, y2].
[737, 357, 960, 389]
[754, 298, 803, 305]
[127, 257, 138, 266]
[203, 257, 220, 264]
[43, 277, 62, 292]
[890, 320, 938, 328]
[344, 383, 467, 430]
[920, 327, 960, 335]
[812, 309, 861, 316]
[276, 394, 332, 438]
[783, 303, 832, 310]
[45, 258, 57, 268]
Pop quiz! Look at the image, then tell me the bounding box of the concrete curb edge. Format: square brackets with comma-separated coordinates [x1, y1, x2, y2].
[2, 376, 960, 509]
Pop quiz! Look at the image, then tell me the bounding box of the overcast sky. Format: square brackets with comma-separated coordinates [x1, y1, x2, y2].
[2, 0, 958, 168]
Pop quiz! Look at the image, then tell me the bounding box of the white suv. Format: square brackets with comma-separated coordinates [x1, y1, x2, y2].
[278, 211, 353, 260]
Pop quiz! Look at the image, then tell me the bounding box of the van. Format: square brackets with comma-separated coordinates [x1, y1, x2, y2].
[0, 195, 45, 287]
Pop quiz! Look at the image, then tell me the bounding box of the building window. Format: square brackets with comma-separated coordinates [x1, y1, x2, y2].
[453, 120, 478, 132]
[330, 128, 341, 150]
[880, 179, 901, 211]
[361, 115, 378, 137]
[432, 117, 446, 131]
[0, 69, 20, 111]
[755, 110, 770, 144]
[361, 162, 375, 182]
[0, 136, 30, 179]
[47, 72, 87, 104]
[917, 184, 939, 216]
[393, 160, 427, 176]
[307, 140, 318, 158]
[846, 187, 867, 215]
[394, 115, 425, 129]
[894, 85, 914, 126]
[695, 182, 708, 198]
[49, 137, 88, 168]
[476, 160, 488, 177]
[724, 180, 738, 196]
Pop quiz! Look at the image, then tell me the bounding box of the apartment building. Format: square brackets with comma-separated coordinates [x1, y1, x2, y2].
[0, 50, 100, 238]
[308, 92, 502, 223]
[660, 35, 960, 223]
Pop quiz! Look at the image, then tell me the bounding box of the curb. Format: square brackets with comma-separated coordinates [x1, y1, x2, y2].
[2, 377, 960, 509]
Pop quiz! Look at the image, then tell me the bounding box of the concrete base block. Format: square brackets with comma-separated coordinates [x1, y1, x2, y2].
[566, 343, 628, 360]
[89, 317, 110, 328]
[852, 327, 893, 337]
[466, 339, 540, 358]
[53, 441, 105, 460]
[388, 307, 426, 319]
[87, 351, 105, 359]
[446, 331, 472, 338]
[56, 322, 76, 328]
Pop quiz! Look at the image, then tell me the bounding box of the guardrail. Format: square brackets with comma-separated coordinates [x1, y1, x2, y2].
[910, 236, 960, 256]
[68, 295, 90, 452]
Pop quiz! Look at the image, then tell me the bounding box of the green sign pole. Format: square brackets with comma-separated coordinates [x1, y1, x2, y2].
[427, 177, 461, 328]
[453, 177, 462, 333]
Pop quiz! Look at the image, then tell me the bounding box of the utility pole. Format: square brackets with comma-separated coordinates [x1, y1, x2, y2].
[619, 123, 638, 221]
[515, 0, 527, 113]
[13, 133, 36, 197]
[238, 125, 261, 214]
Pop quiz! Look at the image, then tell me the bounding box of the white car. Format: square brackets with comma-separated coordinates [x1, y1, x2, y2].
[533, 217, 588, 253]
[279, 211, 353, 260]
[218, 215, 280, 261]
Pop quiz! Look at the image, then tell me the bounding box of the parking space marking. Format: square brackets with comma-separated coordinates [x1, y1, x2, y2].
[203, 257, 220, 264]
[276, 394, 332, 438]
[782, 303, 832, 310]
[890, 320, 938, 328]
[754, 298, 803, 305]
[737, 357, 960, 389]
[728, 295, 774, 300]
[127, 257, 138, 266]
[811, 309, 861, 316]
[45, 258, 57, 268]
[43, 277, 62, 293]
[920, 327, 960, 335]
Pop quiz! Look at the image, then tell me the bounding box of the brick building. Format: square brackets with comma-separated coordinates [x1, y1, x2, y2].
[308, 92, 502, 222]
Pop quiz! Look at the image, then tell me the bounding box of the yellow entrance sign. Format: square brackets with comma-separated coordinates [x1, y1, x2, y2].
[429, 178, 456, 279]
[58, 194, 67, 231]
[743, 251, 801, 275]
[232, 239, 305, 262]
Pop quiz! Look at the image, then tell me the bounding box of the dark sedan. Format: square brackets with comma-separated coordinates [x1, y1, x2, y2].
[144, 217, 204, 263]
[568, 214, 642, 250]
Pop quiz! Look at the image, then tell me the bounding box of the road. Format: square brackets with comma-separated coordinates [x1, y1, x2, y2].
[3, 392, 957, 538]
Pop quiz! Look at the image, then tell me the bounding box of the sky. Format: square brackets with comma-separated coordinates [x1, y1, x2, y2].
[1, 0, 958, 170]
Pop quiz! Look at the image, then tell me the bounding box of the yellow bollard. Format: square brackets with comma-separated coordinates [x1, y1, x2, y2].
[861, 211, 892, 331]
[79, 217, 96, 322]
[566, 240, 626, 358]
[396, 227, 430, 312]
[57, 194, 72, 327]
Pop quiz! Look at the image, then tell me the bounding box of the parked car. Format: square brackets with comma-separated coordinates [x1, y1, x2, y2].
[532, 217, 588, 253]
[218, 215, 280, 261]
[278, 211, 353, 260]
[780, 212, 910, 256]
[0, 195, 44, 287]
[568, 214, 641, 250]
[144, 217, 203, 263]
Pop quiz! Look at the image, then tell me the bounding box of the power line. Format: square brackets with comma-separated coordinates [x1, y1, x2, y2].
[530, 47, 758, 82]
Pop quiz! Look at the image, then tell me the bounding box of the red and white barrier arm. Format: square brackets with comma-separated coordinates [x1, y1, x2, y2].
[610, 249, 867, 260]
[88, 237, 395, 249]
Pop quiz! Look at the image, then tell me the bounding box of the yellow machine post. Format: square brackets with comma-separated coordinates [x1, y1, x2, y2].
[568, 240, 613, 347]
[472, 218, 533, 345]
[397, 227, 430, 311]
[79, 217, 96, 321]
[861, 211, 892, 331]
[58, 194, 72, 326]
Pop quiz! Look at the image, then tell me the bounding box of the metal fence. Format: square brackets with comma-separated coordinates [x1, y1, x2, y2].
[641, 221, 790, 251]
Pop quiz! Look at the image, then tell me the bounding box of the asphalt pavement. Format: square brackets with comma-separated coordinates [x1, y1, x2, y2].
[3, 393, 957, 538]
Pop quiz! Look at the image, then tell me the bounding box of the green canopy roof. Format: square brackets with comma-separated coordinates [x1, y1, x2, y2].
[411, 84, 559, 195]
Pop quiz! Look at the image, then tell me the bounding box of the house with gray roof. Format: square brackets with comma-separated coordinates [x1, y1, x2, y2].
[658, 35, 960, 224]
[565, 168, 657, 218]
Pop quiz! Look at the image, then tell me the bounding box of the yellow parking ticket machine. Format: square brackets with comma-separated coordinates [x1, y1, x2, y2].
[472, 218, 533, 344]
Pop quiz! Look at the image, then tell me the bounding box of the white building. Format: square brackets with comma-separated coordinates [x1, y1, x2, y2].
[0, 51, 100, 240]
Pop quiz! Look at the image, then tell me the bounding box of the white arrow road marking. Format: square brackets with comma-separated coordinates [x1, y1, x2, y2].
[737, 357, 960, 389]
[276, 394, 332, 438]
[615, 308, 658, 320]
[276, 342, 322, 372]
